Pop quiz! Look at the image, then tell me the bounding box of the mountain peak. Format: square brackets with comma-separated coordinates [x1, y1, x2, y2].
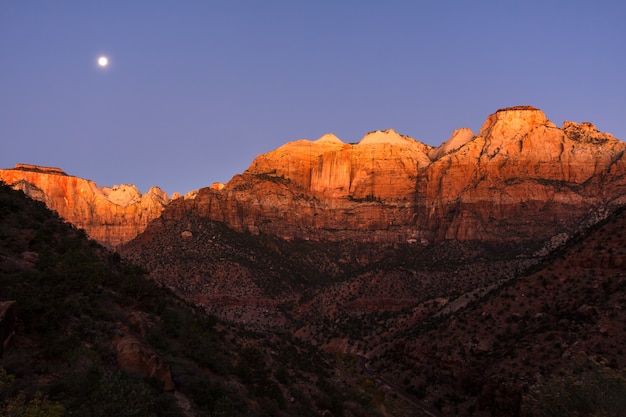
[477, 105, 556, 141]
[562, 120, 618, 143]
[428, 127, 475, 160]
[358, 129, 414, 145]
[100, 184, 142, 206]
[0, 166, 168, 248]
[315, 133, 343, 144]
[12, 164, 67, 176]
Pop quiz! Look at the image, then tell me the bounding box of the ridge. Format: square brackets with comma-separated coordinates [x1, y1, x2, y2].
[11, 163, 67, 175]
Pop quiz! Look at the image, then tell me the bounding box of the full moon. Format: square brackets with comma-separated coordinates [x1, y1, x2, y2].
[98, 56, 108, 67]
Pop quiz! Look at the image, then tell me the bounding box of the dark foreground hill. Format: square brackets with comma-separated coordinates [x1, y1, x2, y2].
[0, 182, 395, 417]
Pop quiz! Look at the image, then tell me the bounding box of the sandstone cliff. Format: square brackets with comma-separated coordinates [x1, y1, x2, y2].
[0, 164, 169, 249]
[416, 106, 626, 242]
[166, 106, 626, 247]
[163, 128, 433, 242]
[5, 106, 626, 249]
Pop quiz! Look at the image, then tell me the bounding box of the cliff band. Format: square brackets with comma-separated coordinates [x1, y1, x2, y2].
[2, 107, 626, 249]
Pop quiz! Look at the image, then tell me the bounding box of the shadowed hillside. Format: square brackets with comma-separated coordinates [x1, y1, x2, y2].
[120, 195, 626, 416]
[4, 106, 626, 416]
[368, 208, 626, 416]
[0, 182, 396, 417]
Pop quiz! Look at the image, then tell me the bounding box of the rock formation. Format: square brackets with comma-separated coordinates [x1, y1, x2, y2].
[115, 106, 626, 417]
[415, 106, 626, 242]
[165, 106, 626, 247]
[0, 164, 169, 249]
[112, 326, 175, 391]
[5, 107, 626, 250]
[162, 128, 432, 242]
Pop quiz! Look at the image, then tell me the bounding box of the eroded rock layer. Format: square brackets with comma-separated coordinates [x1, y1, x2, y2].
[4, 106, 626, 249]
[0, 164, 169, 248]
[167, 107, 626, 246]
[415, 106, 626, 242]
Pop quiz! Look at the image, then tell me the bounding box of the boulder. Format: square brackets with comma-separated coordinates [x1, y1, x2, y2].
[111, 328, 174, 391]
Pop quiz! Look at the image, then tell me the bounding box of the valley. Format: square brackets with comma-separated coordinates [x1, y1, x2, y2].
[2, 106, 626, 416]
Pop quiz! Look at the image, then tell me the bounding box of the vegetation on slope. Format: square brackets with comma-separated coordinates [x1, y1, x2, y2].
[524, 355, 626, 417]
[6, 174, 625, 416]
[0, 182, 387, 417]
[370, 208, 626, 416]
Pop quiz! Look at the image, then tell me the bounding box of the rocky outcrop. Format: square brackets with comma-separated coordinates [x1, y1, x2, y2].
[0, 164, 169, 249]
[112, 326, 175, 391]
[163, 128, 433, 242]
[415, 106, 626, 242]
[165, 107, 626, 246]
[247, 129, 431, 199]
[428, 127, 475, 161]
[6, 107, 626, 249]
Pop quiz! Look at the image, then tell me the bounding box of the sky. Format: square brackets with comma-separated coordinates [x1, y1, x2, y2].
[1, 1, 625, 196]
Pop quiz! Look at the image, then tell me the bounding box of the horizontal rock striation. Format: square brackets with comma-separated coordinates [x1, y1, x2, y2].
[163, 128, 432, 242]
[5, 106, 626, 249]
[165, 107, 626, 247]
[0, 165, 169, 248]
[415, 107, 626, 243]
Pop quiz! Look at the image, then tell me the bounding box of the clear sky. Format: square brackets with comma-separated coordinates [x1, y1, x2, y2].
[1, 1, 625, 196]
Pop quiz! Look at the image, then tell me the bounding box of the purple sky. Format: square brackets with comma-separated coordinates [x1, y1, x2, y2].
[2, 1, 625, 196]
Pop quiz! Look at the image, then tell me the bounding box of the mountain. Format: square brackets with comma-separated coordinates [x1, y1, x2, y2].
[3, 106, 626, 416]
[415, 106, 626, 242]
[118, 106, 626, 416]
[4, 107, 625, 251]
[0, 164, 169, 249]
[0, 182, 395, 417]
[164, 106, 626, 250]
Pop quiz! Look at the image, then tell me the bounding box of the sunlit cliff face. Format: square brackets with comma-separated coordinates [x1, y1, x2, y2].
[0, 165, 169, 249]
[158, 107, 626, 245]
[247, 128, 430, 199]
[3, 106, 626, 247]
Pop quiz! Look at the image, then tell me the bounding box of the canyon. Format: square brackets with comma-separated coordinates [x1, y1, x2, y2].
[169, 105, 626, 246]
[3, 106, 626, 416]
[5, 106, 625, 252]
[119, 107, 626, 416]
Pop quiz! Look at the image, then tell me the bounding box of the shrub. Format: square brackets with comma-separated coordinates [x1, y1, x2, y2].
[523, 356, 626, 417]
[1, 367, 64, 417]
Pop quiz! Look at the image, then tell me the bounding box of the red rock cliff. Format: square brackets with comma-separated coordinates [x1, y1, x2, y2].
[6, 107, 626, 248]
[0, 164, 169, 249]
[415, 106, 626, 242]
[166, 107, 626, 245]
[163, 129, 433, 241]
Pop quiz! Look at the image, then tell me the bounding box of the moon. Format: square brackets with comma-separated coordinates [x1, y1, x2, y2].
[98, 56, 109, 67]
